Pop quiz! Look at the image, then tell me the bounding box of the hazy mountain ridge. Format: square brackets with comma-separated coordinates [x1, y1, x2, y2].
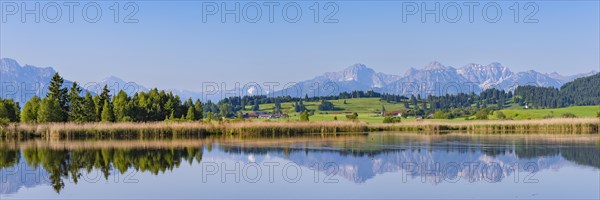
[1, 58, 597, 104]
[281, 61, 597, 96]
[0, 58, 207, 103]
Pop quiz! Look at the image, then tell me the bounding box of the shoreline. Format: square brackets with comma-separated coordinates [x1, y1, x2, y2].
[1, 118, 598, 139]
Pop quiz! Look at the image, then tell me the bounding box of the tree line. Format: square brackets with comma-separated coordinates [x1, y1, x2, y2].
[1, 73, 204, 123]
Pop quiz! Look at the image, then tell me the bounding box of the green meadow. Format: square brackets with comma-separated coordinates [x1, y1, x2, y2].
[495, 105, 599, 120]
[243, 97, 599, 123]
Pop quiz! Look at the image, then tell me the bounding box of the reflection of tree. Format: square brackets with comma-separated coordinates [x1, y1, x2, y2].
[16, 147, 203, 193]
[560, 147, 600, 168]
[515, 146, 560, 159]
[0, 144, 20, 168]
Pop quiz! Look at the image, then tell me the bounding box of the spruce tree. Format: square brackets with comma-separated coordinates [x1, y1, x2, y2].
[46, 72, 69, 121]
[68, 82, 83, 122]
[82, 92, 97, 122]
[194, 99, 203, 119]
[101, 100, 115, 122]
[186, 106, 196, 121]
[96, 85, 111, 120]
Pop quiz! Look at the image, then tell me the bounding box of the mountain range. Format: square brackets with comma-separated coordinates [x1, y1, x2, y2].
[276, 61, 596, 97]
[1, 58, 597, 104]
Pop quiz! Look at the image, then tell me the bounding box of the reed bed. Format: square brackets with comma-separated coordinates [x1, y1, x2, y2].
[370, 118, 600, 134]
[1, 118, 597, 139]
[2, 120, 369, 139]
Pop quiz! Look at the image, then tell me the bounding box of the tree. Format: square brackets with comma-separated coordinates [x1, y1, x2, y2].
[185, 106, 196, 121]
[252, 100, 260, 111]
[381, 105, 386, 116]
[96, 85, 111, 120]
[68, 82, 84, 122]
[318, 100, 335, 111]
[206, 112, 213, 122]
[37, 98, 63, 123]
[0, 99, 20, 122]
[81, 92, 97, 122]
[47, 72, 68, 121]
[273, 99, 282, 114]
[194, 100, 203, 119]
[219, 103, 231, 117]
[300, 110, 309, 121]
[21, 96, 41, 123]
[112, 90, 131, 122]
[101, 100, 115, 122]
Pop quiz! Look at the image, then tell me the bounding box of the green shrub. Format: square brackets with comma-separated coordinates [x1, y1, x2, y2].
[345, 112, 358, 120]
[495, 111, 506, 119]
[383, 116, 401, 123]
[0, 117, 10, 127]
[433, 111, 448, 119]
[474, 109, 489, 120]
[561, 112, 577, 118]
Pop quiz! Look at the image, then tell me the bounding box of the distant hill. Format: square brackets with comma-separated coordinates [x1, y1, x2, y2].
[559, 72, 600, 106]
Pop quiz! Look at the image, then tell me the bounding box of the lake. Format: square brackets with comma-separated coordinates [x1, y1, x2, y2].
[1, 133, 599, 199]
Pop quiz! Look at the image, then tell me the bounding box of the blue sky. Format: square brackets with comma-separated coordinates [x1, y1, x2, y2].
[1, 1, 599, 91]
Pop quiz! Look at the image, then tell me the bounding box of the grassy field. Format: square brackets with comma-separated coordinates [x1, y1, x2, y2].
[495, 106, 599, 120]
[245, 98, 599, 123]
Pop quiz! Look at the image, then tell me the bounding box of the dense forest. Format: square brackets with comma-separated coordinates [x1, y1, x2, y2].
[0, 72, 598, 123]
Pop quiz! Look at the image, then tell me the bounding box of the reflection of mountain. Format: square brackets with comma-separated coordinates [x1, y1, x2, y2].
[0, 157, 51, 196]
[215, 136, 600, 184]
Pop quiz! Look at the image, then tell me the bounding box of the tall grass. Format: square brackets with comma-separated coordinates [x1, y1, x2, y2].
[1, 118, 597, 139]
[3, 120, 369, 139]
[370, 118, 599, 134]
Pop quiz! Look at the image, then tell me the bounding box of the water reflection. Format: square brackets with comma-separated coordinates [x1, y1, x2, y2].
[1, 133, 599, 198]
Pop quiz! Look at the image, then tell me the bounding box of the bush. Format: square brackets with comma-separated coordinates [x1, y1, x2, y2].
[433, 111, 448, 119]
[560, 112, 577, 118]
[345, 112, 358, 120]
[300, 111, 310, 121]
[383, 116, 401, 123]
[318, 100, 336, 111]
[0, 117, 10, 127]
[474, 109, 489, 120]
[495, 111, 506, 119]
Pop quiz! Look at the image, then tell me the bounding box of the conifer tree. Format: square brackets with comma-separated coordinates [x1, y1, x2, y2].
[101, 100, 115, 122]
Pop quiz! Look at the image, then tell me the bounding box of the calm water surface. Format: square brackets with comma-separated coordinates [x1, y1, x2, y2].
[1, 133, 599, 199]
